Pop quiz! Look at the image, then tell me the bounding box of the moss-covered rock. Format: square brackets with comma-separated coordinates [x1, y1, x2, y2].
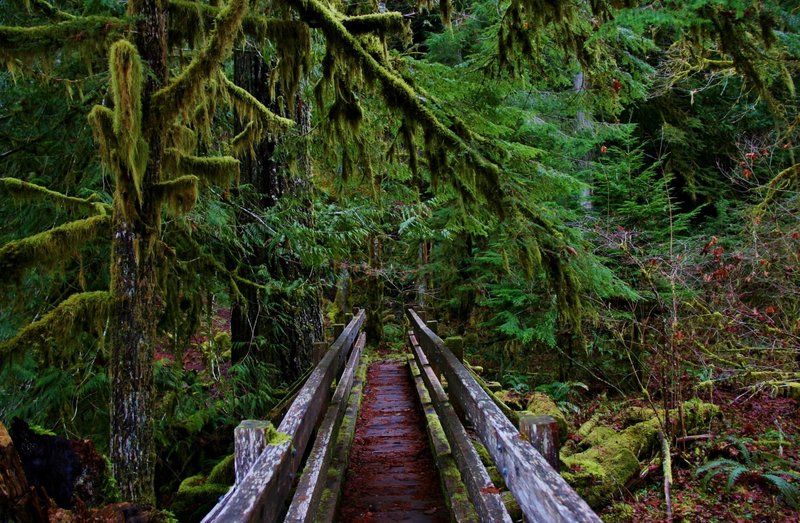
[207, 454, 234, 485]
[171, 482, 230, 522]
[525, 392, 569, 443]
[581, 425, 616, 448]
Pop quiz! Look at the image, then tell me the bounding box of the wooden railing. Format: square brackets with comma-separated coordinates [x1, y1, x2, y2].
[203, 309, 366, 523]
[406, 308, 601, 523]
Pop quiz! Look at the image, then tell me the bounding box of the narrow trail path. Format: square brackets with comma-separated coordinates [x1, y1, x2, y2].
[337, 359, 448, 522]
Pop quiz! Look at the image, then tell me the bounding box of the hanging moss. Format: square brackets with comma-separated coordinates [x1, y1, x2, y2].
[341, 13, 409, 37]
[292, 0, 502, 211]
[152, 175, 199, 214]
[1, 177, 110, 215]
[151, 0, 248, 130]
[0, 16, 128, 69]
[220, 74, 294, 133]
[163, 148, 240, 186]
[26, 0, 76, 21]
[0, 291, 112, 360]
[0, 214, 111, 285]
[109, 39, 148, 204]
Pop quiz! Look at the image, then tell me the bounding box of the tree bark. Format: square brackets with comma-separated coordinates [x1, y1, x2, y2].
[366, 233, 384, 344]
[108, 0, 167, 504]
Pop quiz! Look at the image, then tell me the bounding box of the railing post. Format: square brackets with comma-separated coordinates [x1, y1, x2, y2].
[519, 414, 561, 471]
[333, 323, 344, 340]
[312, 341, 327, 365]
[425, 319, 438, 335]
[234, 420, 272, 485]
[444, 336, 464, 363]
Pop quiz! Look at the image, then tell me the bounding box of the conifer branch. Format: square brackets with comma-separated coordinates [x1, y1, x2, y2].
[340, 13, 409, 36]
[26, 0, 76, 21]
[153, 175, 199, 214]
[292, 0, 502, 209]
[163, 149, 240, 185]
[0, 214, 111, 285]
[219, 74, 295, 131]
[151, 0, 248, 130]
[0, 16, 128, 66]
[0, 291, 112, 360]
[1, 177, 111, 215]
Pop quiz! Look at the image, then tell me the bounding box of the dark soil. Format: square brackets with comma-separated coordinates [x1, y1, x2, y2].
[338, 360, 448, 522]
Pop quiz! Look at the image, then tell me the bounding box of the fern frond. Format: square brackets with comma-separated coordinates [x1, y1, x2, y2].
[763, 474, 800, 509]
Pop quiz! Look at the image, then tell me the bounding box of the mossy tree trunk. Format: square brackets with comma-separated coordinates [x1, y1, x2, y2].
[366, 233, 384, 344]
[108, 0, 167, 505]
[230, 47, 322, 381]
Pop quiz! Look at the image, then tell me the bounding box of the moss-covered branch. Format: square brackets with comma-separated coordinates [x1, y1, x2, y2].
[1, 177, 110, 215]
[340, 13, 408, 36]
[168, 0, 276, 43]
[153, 175, 199, 214]
[0, 16, 128, 66]
[151, 0, 247, 129]
[163, 149, 240, 185]
[220, 74, 294, 131]
[0, 291, 112, 360]
[291, 0, 501, 209]
[26, 0, 76, 21]
[0, 214, 111, 285]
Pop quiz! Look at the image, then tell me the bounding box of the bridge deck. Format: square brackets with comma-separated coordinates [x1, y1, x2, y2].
[338, 360, 448, 522]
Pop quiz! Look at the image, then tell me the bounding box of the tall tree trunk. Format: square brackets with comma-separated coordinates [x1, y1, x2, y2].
[366, 233, 384, 344]
[230, 47, 322, 381]
[109, 0, 167, 504]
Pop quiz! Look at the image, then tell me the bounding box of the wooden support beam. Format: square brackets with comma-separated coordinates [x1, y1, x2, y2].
[203, 310, 366, 523]
[285, 333, 366, 522]
[408, 358, 479, 522]
[407, 308, 600, 523]
[315, 360, 367, 522]
[409, 333, 511, 523]
[333, 323, 345, 340]
[519, 414, 560, 471]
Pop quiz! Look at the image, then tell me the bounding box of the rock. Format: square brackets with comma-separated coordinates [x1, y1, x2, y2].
[0, 421, 48, 523]
[10, 418, 115, 509]
[524, 392, 568, 444]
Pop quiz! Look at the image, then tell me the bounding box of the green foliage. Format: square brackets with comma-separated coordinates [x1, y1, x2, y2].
[534, 380, 588, 414]
[696, 436, 800, 508]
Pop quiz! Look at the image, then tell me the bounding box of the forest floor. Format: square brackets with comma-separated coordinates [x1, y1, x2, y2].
[592, 388, 800, 523]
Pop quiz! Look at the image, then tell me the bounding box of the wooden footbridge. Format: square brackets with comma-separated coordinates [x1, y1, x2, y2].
[202, 308, 600, 522]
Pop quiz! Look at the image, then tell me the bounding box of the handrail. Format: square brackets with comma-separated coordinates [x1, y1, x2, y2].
[203, 309, 366, 523]
[406, 308, 600, 523]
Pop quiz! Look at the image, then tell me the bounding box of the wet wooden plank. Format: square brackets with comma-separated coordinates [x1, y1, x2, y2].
[203, 309, 366, 523]
[409, 336, 511, 523]
[407, 308, 600, 523]
[520, 414, 560, 471]
[285, 332, 366, 522]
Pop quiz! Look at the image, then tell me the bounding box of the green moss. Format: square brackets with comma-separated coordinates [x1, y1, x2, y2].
[0, 16, 128, 69]
[152, 0, 247, 129]
[207, 454, 234, 485]
[170, 482, 230, 522]
[502, 490, 522, 521]
[525, 392, 569, 443]
[0, 291, 111, 359]
[561, 401, 720, 508]
[602, 503, 634, 523]
[178, 474, 206, 491]
[266, 425, 292, 446]
[109, 39, 147, 203]
[473, 441, 492, 466]
[0, 215, 111, 285]
[1, 177, 109, 215]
